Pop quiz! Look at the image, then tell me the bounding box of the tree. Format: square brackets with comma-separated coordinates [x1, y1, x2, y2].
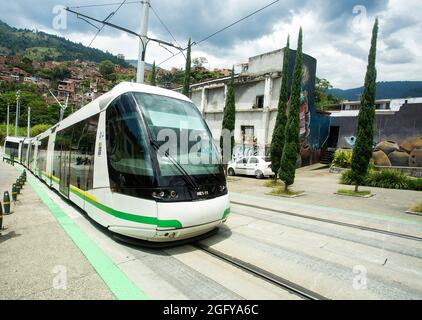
[182, 38, 192, 97]
[350, 19, 379, 192]
[314, 77, 340, 111]
[99, 60, 116, 81]
[220, 66, 236, 173]
[279, 28, 303, 191]
[270, 35, 290, 182]
[150, 61, 156, 86]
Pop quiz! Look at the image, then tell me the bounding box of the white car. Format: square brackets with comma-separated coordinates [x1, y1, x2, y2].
[228, 156, 275, 179]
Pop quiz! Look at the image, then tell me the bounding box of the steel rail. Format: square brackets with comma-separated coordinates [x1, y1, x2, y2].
[231, 201, 422, 242]
[194, 242, 328, 300]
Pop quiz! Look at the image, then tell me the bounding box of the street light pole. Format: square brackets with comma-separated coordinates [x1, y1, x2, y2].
[6, 103, 9, 137]
[136, 0, 150, 84]
[15, 90, 21, 136]
[27, 107, 31, 138]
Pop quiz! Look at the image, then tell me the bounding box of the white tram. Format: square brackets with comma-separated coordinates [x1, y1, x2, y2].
[3, 82, 230, 242]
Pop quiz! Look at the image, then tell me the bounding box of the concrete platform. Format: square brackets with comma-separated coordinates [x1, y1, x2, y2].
[0, 160, 115, 300]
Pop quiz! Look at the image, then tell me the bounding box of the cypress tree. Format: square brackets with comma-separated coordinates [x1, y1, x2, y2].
[350, 19, 379, 192]
[220, 66, 236, 168]
[270, 35, 290, 182]
[279, 28, 303, 191]
[182, 38, 192, 97]
[150, 61, 156, 86]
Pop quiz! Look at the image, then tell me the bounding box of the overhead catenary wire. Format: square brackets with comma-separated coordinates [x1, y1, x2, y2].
[157, 0, 280, 66]
[149, 4, 186, 59]
[86, 0, 128, 47]
[69, 1, 142, 9]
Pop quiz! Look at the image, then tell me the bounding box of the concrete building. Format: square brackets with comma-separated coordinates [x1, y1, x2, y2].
[185, 48, 328, 166]
[326, 97, 422, 149]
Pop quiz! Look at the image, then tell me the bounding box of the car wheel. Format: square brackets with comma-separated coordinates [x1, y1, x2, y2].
[228, 168, 235, 176]
[255, 170, 264, 179]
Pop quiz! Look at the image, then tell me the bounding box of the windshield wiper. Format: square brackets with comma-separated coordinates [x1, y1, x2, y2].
[149, 139, 200, 191]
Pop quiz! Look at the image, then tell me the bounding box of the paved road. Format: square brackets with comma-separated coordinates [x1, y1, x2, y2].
[2, 161, 421, 299]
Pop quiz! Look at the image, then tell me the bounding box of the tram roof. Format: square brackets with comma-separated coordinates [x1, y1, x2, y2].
[42, 82, 192, 135]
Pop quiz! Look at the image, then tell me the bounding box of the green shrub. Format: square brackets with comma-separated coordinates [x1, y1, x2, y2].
[340, 169, 354, 184]
[365, 170, 410, 190]
[408, 178, 422, 191]
[340, 169, 422, 191]
[332, 149, 353, 168]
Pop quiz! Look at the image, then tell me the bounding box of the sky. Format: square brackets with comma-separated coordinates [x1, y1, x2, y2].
[0, 0, 421, 89]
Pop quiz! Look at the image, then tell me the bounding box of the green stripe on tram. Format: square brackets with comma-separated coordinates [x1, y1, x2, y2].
[223, 208, 231, 219]
[16, 166, 149, 300]
[69, 187, 183, 229]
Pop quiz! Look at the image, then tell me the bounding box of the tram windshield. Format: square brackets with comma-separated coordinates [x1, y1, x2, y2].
[133, 92, 222, 177]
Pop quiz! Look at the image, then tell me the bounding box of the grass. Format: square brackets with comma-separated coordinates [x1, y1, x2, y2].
[269, 188, 305, 197]
[337, 189, 372, 198]
[410, 203, 422, 214]
[263, 180, 284, 188]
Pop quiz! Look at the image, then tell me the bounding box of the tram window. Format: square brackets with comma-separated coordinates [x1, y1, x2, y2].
[37, 137, 49, 173]
[64, 114, 99, 191]
[22, 143, 28, 163]
[54, 126, 73, 180]
[5, 141, 19, 157]
[70, 115, 99, 190]
[106, 93, 154, 195]
[134, 92, 221, 176]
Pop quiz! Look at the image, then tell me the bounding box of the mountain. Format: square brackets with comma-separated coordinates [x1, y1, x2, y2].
[126, 59, 162, 71]
[0, 20, 128, 66]
[329, 81, 422, 100]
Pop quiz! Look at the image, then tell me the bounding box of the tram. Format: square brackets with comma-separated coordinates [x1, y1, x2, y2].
[3, 82, 230, 242]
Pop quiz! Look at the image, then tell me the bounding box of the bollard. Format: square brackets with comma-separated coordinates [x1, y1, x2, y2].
[19, 176, 25, 186]
[0, 199, 3, 230]
[16, 180, 21, 195]
[12, 184, 17, 202]
[3, 191, 10, 214]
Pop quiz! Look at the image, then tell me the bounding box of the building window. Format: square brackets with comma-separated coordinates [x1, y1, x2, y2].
[255, 95, 264, 109]
[241, 125, 255, 141]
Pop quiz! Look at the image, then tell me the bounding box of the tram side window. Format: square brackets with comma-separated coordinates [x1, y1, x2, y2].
[37, 137, 49, 173]
[53, 127, 73, 179]
[106, 93, 154, 196]
[69, 115, 99, 191]
[21, 144, 28, 164]
[5, 141, 19, 157]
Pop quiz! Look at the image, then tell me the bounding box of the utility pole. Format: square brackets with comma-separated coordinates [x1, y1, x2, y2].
[27, 107, 31, 138]
[66, 4, 183, 85]
[6, 103, 9, 137]
[136, 0, 150, 83]
[15, 90, 21, 137]
[49, 89, 68, 122]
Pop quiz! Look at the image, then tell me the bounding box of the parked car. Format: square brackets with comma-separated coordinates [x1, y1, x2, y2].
[228, 156, 274, 179]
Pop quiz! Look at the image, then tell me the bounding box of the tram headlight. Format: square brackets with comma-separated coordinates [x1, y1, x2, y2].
[152, 189, 178, 200]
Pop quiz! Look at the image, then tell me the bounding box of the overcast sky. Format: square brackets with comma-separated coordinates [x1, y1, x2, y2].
[1, 0, 420, 89]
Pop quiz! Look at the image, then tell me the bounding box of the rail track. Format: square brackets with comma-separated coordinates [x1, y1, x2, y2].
[194, 242, 328, 300]
[231, 201, 422, 242]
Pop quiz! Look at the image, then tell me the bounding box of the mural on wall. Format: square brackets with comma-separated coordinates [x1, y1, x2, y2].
[280, 49, 327, 167]
[297, 57, 315, 167]
[373, 137, 422, 167]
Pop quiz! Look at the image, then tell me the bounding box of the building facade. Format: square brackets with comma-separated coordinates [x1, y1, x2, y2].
[186, 48, 329, 166]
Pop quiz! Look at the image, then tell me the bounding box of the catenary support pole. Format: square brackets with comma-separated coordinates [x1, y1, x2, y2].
[136, 0, 150, 83]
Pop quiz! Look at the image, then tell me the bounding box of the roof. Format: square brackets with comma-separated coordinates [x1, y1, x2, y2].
[39, 82, 192, 134]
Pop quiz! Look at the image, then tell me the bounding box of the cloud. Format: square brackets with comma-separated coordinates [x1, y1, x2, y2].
[0, 0, 420, 89]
